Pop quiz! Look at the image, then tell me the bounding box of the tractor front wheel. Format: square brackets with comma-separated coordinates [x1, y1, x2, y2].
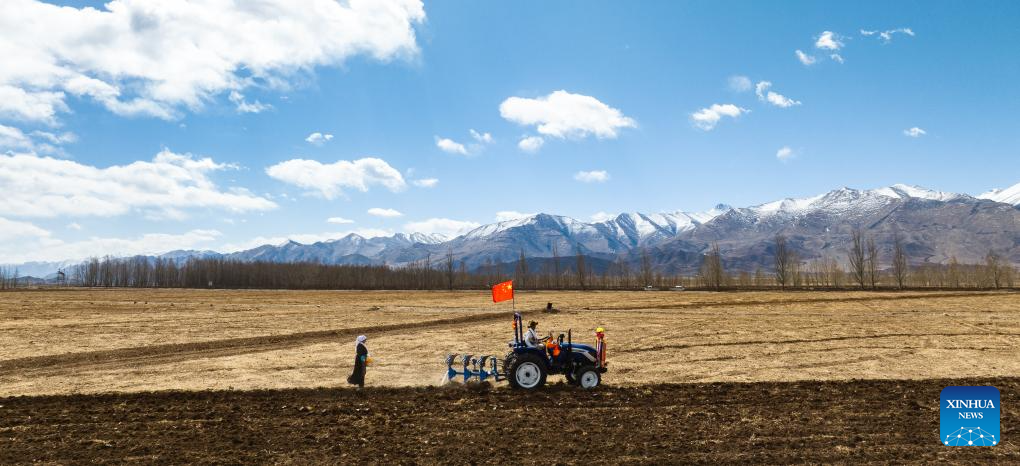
[574, 365, 601, 389]
[510, 354, 547, 390]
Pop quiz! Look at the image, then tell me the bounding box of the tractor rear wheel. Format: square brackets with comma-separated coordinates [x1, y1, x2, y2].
[574, 365, 601, 389]
[510, 354, 547, 390]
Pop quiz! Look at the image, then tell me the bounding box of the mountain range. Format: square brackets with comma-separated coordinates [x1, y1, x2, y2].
[9, 182, 1020, 277]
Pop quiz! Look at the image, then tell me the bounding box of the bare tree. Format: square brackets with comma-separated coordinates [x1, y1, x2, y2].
[847, 228, 867, 289]
[985, 250, 1003, 289]
[700, 243, 724, 291]
[774, 234, 790, 289]
[575, 245, 587, 290]
[640, 247, 653, 286]
[947, 256, 961, 288]
[866, 237, 879, 289]
[551, 243, 561, 289]
[445, 249, 455, 290]
[515, 249, 528, 290]
[892, 231, 908, 289]
[790, 251, 802, 287]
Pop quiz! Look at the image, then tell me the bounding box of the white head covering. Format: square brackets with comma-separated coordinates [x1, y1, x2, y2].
[356, 335, 367, 347]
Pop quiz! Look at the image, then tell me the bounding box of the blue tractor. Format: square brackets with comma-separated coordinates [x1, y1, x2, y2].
[446, 312, 607, 390]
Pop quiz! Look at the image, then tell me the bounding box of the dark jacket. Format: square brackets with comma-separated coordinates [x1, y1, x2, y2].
[347, 342, 368, 387]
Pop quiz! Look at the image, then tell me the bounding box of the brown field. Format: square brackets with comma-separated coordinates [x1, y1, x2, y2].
[1, 289, 1018, 395]
[3, 379, 1017, 464]
[2, 289, 1018, 463]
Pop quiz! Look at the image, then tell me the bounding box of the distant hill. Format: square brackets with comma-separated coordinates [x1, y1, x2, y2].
[10, 183, 1019, 276]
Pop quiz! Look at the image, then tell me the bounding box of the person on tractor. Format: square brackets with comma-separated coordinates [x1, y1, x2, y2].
[524, 320, 547, 348]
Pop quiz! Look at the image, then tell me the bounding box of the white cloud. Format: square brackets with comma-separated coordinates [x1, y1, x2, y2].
[495, 211, 536, 222]
[437, 129, 494, 156]
[861, 28, 915, 43]
[67, 222, 82, 231]
[903, 127, 927, 138]
[795, 50, 817, 66]
[305, 132, 334, 146]
[0, 86, 67, 124]
[435, 137, 469, 155]
[590, 211, 616, 223]
[0, 217, 50, 242]
[470, 129, 493, 144]
[830, 54, 845, 64]
[0, 124, 74, 155]
[0, 0, 425, 124]
[0, 149, 276, 219]
[815, 31, 844, 50]
[412, 178, 438, 188]
[367, 207, 403, 218]
[326, 217, 355, 224]
[776, 146, 795, 162]
[728, 75, 752, 92]
[755, 81, 801, 108]
[266, 157, 406, 200]
[403, 218, 480, 237]
[574, 170, 610, 183]
[228, 91, 271, 114]
[31, 130, 76, 145]
[518, 135, 545, 152]
[500, 90, 636, 139]
[0, 124, 34, 151]
[690, 104, 749, 131]
[0, 228, 222, 264]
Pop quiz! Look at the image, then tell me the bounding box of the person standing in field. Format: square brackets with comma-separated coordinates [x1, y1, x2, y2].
[347, 335, 369, 388]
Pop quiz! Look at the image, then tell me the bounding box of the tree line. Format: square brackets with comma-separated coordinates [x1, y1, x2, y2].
[0, 266, 20, 290]
[1, 235, 1015, 291]
[701, 229, 1016, 290]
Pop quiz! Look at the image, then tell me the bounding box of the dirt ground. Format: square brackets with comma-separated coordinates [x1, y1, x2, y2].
[1, 289, 1018, 396]
[2, 378, 1017, 464]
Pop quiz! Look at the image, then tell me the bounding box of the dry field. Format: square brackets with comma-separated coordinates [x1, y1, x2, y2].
[1, 289, 1018, 396]
[3, 289, 1019, 463]
[3, 379, 1017, 464]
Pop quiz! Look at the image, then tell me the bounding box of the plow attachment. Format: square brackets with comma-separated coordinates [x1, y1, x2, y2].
[445, 353, 504, 383]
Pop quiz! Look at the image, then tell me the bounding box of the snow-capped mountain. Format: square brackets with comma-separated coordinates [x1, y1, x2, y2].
[215, 183, 1014, 271]
[0, 259, 80, 278]
[655, 184, 1016, 272]
[979, 182, 1020, 206]
[739, 184, 965, 222]
[594, 209, 722, 247]
[225, 232, 447, 264]
[12, 182, 1020, 276]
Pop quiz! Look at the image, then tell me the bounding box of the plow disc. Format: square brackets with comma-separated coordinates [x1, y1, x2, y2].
[444, 353, 504, 384]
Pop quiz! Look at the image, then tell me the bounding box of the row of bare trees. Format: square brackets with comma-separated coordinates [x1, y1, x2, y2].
[64, 252, 691, 291]
[738, 230, 1017, 290]
[0, 266, 20, 289]
[9, 236, 1014, 291]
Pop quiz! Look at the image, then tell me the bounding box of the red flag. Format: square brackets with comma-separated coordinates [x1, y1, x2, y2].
[491, 280, 514, 303]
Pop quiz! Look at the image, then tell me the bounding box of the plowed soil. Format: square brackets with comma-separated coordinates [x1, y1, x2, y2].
[2, 378, 1017, 464]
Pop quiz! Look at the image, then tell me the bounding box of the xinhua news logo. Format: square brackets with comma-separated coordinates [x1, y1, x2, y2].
[940, 386, 1000, 446]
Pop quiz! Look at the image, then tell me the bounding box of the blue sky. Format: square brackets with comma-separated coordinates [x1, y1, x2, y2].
[0, 0, 1018, 262]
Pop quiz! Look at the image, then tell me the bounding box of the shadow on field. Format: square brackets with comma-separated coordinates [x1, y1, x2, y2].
[1, 378, 1017, 464]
